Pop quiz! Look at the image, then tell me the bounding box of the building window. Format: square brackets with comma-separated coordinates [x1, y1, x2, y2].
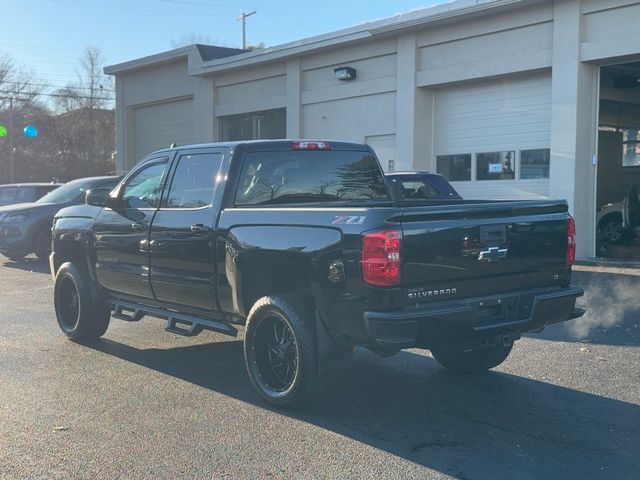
[521, 148, 550, 179]
[476, 151, 515, 180]
[219, 108, 286, 141]
[436, 154, 471, 181]
[622, 128, 640, 167]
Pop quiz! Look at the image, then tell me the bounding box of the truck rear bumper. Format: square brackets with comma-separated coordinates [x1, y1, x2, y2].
[363, 286, 585, 349]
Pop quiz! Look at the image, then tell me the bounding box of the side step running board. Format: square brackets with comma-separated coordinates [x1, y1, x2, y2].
[106, 300, 238, 338]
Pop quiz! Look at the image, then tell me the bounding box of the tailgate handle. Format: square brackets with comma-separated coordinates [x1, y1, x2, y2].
[480, 225, 506, 244]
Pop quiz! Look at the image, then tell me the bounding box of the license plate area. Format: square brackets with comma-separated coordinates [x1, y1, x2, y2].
[475, 300, 505, 324]
[473, 295, 522, 328]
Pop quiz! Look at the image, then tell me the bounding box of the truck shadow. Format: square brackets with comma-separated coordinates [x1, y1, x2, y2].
[84, 338, 638, 479]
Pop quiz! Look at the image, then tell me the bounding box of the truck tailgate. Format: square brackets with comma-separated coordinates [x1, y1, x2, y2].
[398, 200, 571, 303]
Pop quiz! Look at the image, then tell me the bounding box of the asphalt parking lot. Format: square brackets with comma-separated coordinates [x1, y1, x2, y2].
[0, 257, 638, 480]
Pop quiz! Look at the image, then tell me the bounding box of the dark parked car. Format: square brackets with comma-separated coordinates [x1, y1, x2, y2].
[0, 183, 62, 206]
[0, 176, 120, 261]
[50, 141, 583, 408]
[386, 171, 462, 201]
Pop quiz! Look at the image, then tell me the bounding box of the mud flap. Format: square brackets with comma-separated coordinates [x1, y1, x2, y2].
[315, 312, 353, 376]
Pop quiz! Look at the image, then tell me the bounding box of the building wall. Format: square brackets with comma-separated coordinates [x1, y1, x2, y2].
[214, 63, 287, 119]
[112, 0, 640, 257]
[416, 2, 553, 87]
[115, 59, 213, 170]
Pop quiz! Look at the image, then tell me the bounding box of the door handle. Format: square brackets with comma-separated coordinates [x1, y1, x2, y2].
[131, 222, 147, 232]
[190, 224, 211, 235]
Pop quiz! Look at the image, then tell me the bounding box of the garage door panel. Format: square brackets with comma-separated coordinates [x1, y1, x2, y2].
[433, 73, 551, 199]
[134, 99, 195, 162]
[434, 73, 551, 155]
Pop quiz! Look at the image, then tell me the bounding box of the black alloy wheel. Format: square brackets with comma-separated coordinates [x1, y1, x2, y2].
[254, 313, 299, 394]
[244, 294, 317, 408]
[54, 262, 111, 340]
[57, 276, 81, 331]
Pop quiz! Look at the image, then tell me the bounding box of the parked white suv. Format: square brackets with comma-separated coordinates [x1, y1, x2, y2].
[597, 183, 639, 244]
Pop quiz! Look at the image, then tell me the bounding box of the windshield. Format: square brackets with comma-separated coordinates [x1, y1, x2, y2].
[37, 178, 109, 204]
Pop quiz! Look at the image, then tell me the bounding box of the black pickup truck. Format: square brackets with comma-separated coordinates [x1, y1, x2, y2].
[50, 140, 585, 407]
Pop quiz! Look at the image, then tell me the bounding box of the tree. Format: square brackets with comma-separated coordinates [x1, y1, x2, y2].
[50, 46, 115, 178]
[0, 53, 44, 182]
[171, 33, 217, 48]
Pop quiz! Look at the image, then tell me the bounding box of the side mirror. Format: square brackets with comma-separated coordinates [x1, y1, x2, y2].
[85, 188, 117, 208]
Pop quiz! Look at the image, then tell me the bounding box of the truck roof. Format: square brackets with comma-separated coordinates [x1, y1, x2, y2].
[150, 139, 372, 155]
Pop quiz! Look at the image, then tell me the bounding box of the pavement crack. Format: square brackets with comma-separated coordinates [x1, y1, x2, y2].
[441, 411, 604, 454]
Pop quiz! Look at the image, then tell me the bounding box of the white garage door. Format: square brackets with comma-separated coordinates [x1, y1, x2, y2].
[133, 98, 195, 162]
[433, 72, 552, 199]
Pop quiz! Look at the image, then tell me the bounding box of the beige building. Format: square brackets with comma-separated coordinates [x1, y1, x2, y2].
[105, 0, 640, 259]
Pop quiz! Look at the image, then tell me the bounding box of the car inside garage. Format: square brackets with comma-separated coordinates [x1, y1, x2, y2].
[596, 61, 640, 260]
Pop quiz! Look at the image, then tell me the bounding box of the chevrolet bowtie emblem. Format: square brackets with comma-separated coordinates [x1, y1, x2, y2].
[478, 246, 508, 262]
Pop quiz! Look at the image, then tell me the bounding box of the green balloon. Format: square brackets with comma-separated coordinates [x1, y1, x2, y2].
[0, 125, 7, 137]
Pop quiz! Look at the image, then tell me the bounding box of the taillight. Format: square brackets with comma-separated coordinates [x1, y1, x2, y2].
[566, 215, 576, 266]
[362, 229, 401, 286]
[292, 141, 331, 150]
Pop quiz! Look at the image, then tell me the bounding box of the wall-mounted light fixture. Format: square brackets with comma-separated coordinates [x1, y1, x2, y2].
[334, 66, 356, 81]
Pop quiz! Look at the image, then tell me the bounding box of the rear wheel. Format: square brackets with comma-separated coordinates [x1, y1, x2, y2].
[244, 294, 317, 408]
[34, 228, 52, 261]
[54, 262, 110, 340]
[599, 216, 625, 244]
[431, 343, 513, 373]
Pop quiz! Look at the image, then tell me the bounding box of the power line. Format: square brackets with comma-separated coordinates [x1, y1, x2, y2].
[159, 0, 244, 8]
[0, 41, 144, 57]
[1, 81, 115, 92]
[0, 90, 114, 101]
[40, 0, 241, 16]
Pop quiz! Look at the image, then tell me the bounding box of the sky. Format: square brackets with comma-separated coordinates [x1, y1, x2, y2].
[2, 0, 448, 105]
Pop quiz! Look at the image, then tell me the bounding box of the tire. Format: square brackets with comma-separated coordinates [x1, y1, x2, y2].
[599, 216, 625, 244]
[34, 227, 52, 261]
[244, 294, 317, 408]
[431, 343, 513, 373]
[54, 262, 111, 341]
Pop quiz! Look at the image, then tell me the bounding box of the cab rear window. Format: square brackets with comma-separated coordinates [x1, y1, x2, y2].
[235, 150, 389, 206]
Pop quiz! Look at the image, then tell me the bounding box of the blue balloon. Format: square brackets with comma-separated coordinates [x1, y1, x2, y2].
[24, 125, 38, 138]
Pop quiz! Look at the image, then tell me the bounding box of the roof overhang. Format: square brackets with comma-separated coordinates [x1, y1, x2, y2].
[189, 0, 538, 76]
[106, 0, 544, 77]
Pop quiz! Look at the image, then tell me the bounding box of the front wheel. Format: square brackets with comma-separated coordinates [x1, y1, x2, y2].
[244, 294, 317, 408]
[431, 343, 513, 373]
[54, 262, 111, 341]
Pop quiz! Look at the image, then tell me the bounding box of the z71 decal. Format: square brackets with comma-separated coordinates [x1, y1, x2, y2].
[332, 215, 366, 225]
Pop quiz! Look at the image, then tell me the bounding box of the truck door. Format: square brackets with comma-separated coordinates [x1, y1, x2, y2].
[149, 149, 225, 311]
[94, 156, 170, 299]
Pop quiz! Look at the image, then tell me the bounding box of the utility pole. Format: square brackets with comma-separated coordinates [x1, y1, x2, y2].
[237, 10, 256, 49]
[7, 97, 15, 183]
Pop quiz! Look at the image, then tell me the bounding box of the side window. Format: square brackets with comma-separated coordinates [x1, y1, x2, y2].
[165, 153, 223, 208]
[0, 187, 17, 203]
[15, 187, 35, 202]
[122, 160, 168, 209]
